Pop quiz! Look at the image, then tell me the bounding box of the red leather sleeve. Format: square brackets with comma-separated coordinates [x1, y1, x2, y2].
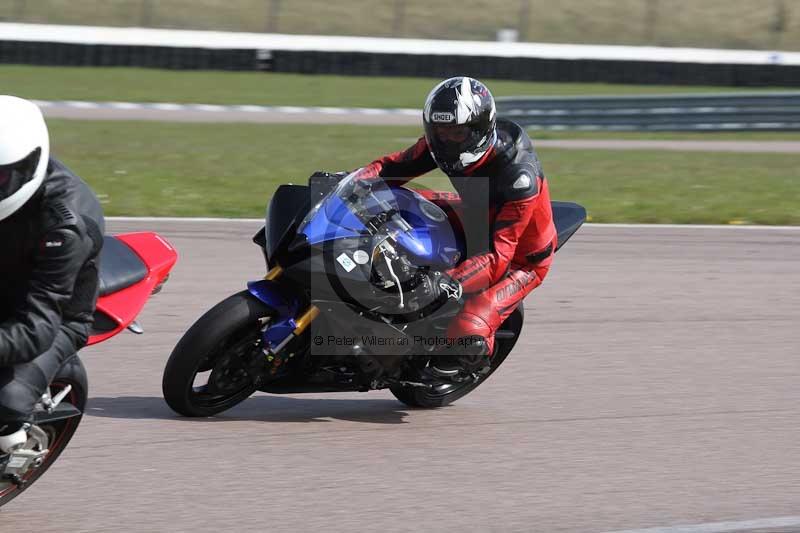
[355, 137, 437, 181]
[446, 188, 538, 293]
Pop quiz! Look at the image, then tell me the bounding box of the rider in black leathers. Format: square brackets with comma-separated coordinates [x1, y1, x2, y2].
[0, 96, 104, 449]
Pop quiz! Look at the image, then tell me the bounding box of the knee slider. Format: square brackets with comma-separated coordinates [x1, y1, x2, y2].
[449, 311, 493, 338]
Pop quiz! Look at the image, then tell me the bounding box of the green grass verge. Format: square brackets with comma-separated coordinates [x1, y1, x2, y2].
[49, 120, 800, 225]
[2, 66, 791, 109]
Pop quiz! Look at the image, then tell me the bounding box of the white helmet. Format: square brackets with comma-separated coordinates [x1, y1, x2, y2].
[0, 96, 50, 222]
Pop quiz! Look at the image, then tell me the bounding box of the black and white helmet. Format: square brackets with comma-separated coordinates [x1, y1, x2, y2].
[423, 77, 497, 175]
[0, 96, 49, 222]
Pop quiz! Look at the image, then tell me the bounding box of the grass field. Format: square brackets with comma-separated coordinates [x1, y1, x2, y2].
[49, 120, 800, 225]
[3, 66, 784, 110]
[2, 0, 799, 50]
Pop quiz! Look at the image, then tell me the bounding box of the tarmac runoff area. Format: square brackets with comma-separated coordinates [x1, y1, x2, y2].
[1, 219, 797, 532]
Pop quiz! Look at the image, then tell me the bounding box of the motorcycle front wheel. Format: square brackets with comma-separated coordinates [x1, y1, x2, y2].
[162, 291, 275, 417]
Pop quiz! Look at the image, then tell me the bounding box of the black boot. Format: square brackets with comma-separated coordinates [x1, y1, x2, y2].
[428, 336, 490, 380]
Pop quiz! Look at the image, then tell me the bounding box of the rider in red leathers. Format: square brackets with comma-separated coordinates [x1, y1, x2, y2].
[353, 77, 556, 377]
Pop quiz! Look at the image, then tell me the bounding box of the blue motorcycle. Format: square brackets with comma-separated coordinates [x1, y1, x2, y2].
[163, 172, 585, 415]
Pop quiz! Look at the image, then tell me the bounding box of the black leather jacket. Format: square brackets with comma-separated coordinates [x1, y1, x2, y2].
[0, 158, 104, 366]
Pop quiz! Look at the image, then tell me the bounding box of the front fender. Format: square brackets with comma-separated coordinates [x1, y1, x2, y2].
[246, 279, 301, 316]
[246, 279, 303, 352]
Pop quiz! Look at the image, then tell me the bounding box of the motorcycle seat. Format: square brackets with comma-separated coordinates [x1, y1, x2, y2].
[98, 236, 148, 296]
[551, 201, 587, 252]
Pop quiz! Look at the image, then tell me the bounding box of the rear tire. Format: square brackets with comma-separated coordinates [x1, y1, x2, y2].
[162, 291, 274, 417]
[0, 357, 87, 509]
[391, 306, 524, 408]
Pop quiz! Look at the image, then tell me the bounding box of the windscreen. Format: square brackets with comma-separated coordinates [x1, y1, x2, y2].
[322, 172, 413, 235]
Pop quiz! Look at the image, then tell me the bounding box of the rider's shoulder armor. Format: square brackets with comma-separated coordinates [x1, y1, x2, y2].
[493, 120, 542, 202]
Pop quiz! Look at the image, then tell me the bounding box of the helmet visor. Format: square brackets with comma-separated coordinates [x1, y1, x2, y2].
[428, 123, 486, 154]
[425, 122, 490, 172]
[0, 148, 41, 201]
[430, 124, 472, 145]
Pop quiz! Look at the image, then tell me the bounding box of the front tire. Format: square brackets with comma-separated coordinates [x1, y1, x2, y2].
[162, 291, 274, 417]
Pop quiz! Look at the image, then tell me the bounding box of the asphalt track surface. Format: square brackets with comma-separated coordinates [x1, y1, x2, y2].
[35, 101, 800, 152]
[2, 220, 799, 532]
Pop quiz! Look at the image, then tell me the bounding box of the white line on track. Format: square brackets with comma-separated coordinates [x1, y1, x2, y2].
[63, 100, 99, 109]
[603, 515, 800, 533]
[273, 106, 307, 113]
[313, 107, 349, 114]
[234, 105, 269, 112]
[190, 104, 227, 112]
[31, 99, 420, 116]
[150, 103, 184, 111]
[108, 102, 141, 110]
[105, 216, 800, 230]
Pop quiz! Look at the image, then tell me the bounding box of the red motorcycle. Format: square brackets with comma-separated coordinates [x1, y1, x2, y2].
[0, 232, 177, 508]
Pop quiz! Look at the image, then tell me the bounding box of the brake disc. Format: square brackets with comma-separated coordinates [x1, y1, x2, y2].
[207, 353, 253, 394]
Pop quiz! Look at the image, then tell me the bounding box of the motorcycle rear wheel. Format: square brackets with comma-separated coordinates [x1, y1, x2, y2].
[390, 307, 523, 408]
[0, 357, 87, 509]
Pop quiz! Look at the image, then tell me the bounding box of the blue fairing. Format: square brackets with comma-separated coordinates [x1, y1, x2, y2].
[298, 185, 463, 269]
[393, 188, 463, 267]
[302, 194, 365, 245]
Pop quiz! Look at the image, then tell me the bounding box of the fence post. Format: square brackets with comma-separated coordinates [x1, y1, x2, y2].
[266, 0, 282, 33]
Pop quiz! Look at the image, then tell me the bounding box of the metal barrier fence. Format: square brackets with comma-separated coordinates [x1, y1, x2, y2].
[496, 93, 800, 131]
[3, 40, 800, 87]
[3, 23, 800, 86]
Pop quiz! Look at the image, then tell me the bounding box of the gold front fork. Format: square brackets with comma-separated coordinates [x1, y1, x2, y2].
[262, 263, 319, 343]
[293, 306, 320, 335]
[264, 265, 283, 281]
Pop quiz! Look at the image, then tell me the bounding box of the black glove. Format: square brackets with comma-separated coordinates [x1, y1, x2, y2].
[426, 271, 463, 303]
